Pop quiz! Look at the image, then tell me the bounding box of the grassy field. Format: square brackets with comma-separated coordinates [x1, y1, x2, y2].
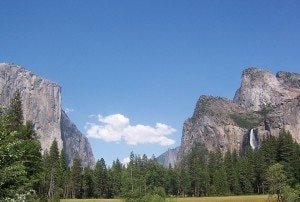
[61, 195, 274, 202]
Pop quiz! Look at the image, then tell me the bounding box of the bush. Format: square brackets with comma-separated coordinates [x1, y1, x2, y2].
[142, 193, 165, 202]
[124, 187, 166, 202]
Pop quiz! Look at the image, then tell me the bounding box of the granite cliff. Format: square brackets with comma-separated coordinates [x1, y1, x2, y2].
[156, 147, 180, 168]
[177, 67, 300, 164]
[0, 63, 95, 167]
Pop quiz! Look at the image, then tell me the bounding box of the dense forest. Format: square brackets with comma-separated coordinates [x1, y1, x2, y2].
[1, 92, 300, 202]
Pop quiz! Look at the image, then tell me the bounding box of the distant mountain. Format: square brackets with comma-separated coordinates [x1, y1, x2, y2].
[158, 67, 300, 166]
[0, 63, 95, 167]
[156, 147, 180, 168]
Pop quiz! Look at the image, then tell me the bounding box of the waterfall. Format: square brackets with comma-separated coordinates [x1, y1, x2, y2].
[250, 129, 257, 150]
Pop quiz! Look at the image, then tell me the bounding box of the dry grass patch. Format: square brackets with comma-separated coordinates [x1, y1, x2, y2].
[61, 199, 122, 202]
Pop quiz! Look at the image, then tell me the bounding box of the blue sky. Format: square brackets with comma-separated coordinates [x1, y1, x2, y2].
[1, 1, 300, 166]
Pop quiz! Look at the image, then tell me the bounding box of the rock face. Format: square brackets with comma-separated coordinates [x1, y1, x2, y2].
[233, 68, 300, 111]
[178, 67, 300, 163]
[156, 146, 180, 168]
[0, 63, 95, 167]
[61, 110, 95, 167]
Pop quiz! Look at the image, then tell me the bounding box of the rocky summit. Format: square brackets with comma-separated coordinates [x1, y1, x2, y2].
[0, 63, 95, 167]
[174, 67, 300, 165]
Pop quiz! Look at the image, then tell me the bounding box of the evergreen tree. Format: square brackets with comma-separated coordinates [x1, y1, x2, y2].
[277, 130, 294, 164]
[5, 90, 23, 131]
[224, 150, 241, 195]
[165, 167, 180, 196]
[145, 159, 166, 190]
[60, 149, 69, 198]
[260, 135, 278, 166]
[47, 139, 61, 198]
[253, 149, 268, 194]
[178, 167, 190, 196]
[277, 130, 295, 185]
[94, 158, 107, 198]
[198, 164, 210, 196]
[109, 159, 123, 197]
[213, 165, 230, 195]
[0, 91, 42, 199]
[71, 152, 82, 198]
[187, 143, 209, 196]
[291, 143, 300, 185]
[238, 156, 254, 194]
[82, 166, 94, 198]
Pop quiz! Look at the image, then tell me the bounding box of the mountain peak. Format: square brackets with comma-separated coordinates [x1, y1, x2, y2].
[176, 67, 300, 165]
[233, 67, 299, 111]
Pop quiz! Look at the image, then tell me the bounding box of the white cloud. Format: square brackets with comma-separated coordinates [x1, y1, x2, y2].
[86, 113, 176, 146]
[65, 108, 74, 113]
[122, 156, 130, 166]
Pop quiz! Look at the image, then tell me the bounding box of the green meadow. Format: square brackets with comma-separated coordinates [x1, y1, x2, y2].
[61, 194, 273, 202]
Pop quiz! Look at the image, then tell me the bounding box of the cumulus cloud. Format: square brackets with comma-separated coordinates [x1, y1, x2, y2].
[86, 113, 176, 146]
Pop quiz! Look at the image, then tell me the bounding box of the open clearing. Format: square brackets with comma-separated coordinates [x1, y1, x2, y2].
[61, 195, 273, 202]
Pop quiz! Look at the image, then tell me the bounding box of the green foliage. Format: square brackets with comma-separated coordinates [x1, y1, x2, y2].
[230, 112, 261, 129]
[26, 129, 300, 201]
[224, 150, 241, 195]
[257, 106, 273, 117]
[109, 159, 123, 198]
[213, 165, 230, 195]
[266, 163, 287, 202]
[0, 91, 42, 200]
[4, 90, 24, 131]
[82, 166, 94, 198]
[71, 152, 83, 198]
[94, 158, 108, 198]
[230, 106, 273, 129]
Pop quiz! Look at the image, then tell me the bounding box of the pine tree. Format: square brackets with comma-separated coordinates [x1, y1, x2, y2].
[5, 90, 23, 131]
[260, 135, 278, 166]
[277, 130, 294, 164]
[238, 156, 254, 194]
[165, 167, 180, 196]
[47, 139, 61, 198]
[110, 159, 123, 197]
[0, 91, 42, 199]
[275, 130, 297, 188]
[224, 150, 241, 195]
[60, 149, 69, 198]
[213, 165, 230, 195]
[82, 166, 94, 198]
[178, 168, 190, 196]
[94, 158, 107, 198]
[291, 143, 300, 185]
[187, 143, 209, 196]
[71, 152, 82, 198]
[253, 149, 268, 194]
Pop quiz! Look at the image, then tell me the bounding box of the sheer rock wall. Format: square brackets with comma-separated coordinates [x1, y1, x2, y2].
[0, 63, 95, 167]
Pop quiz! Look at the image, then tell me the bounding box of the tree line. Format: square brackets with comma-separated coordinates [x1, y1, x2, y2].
[1, 91, 300, 201]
